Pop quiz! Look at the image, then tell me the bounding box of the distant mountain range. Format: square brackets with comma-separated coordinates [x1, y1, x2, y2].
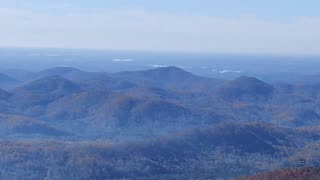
[0, 66, 320, 179]
[0, 66, 320, 137]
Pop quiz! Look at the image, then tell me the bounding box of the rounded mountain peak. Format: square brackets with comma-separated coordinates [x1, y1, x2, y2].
[217, 76, 274, 101]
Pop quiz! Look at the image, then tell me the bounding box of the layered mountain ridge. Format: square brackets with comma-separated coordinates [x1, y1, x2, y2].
[0, 66, 320, 179]
[0, 66, 320, 138]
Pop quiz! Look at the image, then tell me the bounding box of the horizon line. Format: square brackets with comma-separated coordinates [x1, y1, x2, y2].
[0, 46, 320, 58]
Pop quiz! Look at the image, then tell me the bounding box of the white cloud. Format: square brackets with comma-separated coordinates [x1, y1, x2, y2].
[0, 8, 320, 54]
[150, 64, 169, 68]
[113, 59, 135, 62]
[219, 70, 242, 74]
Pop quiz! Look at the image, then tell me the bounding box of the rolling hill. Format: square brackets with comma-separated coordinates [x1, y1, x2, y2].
[216, 76, 274, 102]
[112, 66, 223, 92]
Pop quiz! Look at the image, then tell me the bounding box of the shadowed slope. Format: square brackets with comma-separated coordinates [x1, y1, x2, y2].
[9, 76, 82, 115]
[0, 88, 10, 100]
[0, 113, 71, 137]
[0, 73, 19, 89]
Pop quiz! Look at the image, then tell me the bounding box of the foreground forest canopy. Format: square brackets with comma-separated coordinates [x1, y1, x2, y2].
[238, 167, 320, 180]
[0, 66, 320, 179]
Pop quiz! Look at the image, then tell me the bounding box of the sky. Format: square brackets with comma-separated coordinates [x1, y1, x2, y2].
[0, 0, 320, 54]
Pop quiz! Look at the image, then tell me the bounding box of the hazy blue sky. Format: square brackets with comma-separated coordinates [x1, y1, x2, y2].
[0, 0, 319, 54]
